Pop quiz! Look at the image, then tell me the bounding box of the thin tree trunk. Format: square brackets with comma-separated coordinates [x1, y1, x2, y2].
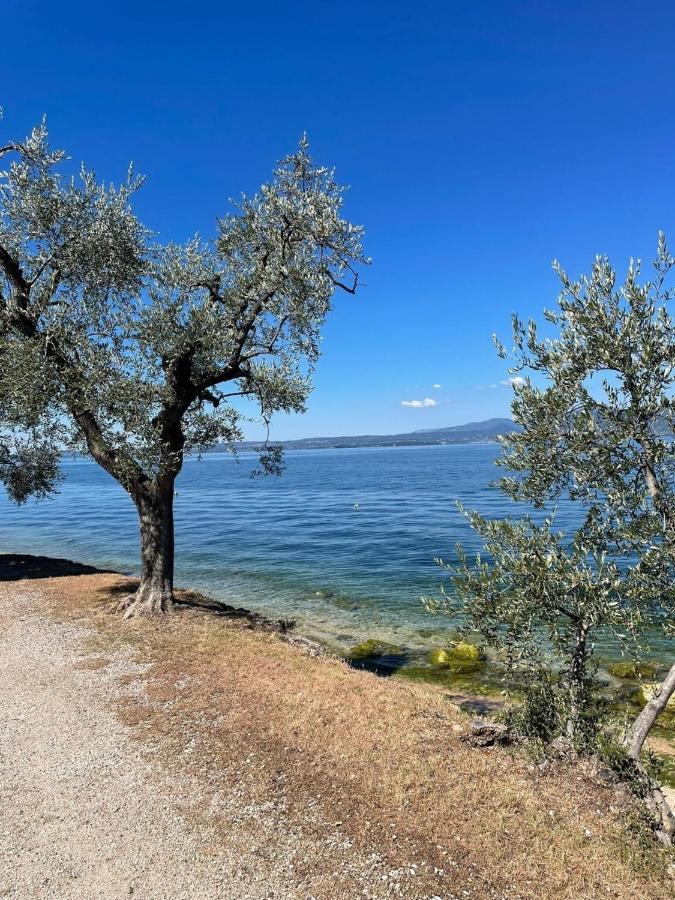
[119, 482, 175, 617]
[565, 622, 589, 741]
[628, 448, 675, 764]
[626, 660, 675, 760]
[621, 660, 675, 844]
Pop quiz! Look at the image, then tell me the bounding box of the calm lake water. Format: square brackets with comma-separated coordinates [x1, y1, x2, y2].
[0, 443, 670, 660]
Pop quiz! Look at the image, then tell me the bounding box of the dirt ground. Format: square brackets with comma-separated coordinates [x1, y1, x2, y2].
[0, 556, 673, 899]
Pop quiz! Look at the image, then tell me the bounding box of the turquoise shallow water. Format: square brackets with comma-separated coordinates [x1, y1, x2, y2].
[0, 443, 671, 661]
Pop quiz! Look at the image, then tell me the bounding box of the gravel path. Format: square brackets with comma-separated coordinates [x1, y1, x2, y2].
[0, 583, 360, 900]
[0, 584, 248, 898]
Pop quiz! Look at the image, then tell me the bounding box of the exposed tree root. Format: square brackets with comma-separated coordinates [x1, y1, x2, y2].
[619, 757, 675, 846]
[116, 584, 173, 618]
[645, 780, 675, 846]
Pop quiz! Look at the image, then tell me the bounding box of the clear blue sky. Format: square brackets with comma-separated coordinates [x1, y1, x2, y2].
[3, 1, 675, 439]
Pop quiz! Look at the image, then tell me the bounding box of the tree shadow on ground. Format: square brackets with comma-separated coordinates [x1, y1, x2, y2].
[0, 553, 117, 581]
[98, 580, 296, 634]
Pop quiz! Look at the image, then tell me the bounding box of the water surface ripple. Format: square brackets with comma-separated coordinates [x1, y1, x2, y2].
[0, 444, 669, 659]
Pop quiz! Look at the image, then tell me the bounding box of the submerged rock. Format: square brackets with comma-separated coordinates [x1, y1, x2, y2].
[428, 641, 484, 673]
[428, 648, 452, 668]
[606, 660, 657, 680]
[451, 641, 482, 663]
[333, 596, 359, 611]
[348, 638, 405, 660]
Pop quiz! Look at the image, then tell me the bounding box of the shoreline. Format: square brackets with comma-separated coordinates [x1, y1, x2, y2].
[3, 551, 674, 771]
[4, 523, 674, 664]
[3, 551, 675, 750]
[0, 551, 329, 656]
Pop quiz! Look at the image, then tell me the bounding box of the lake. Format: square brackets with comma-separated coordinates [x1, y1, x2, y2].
[0, 443, 670, 661]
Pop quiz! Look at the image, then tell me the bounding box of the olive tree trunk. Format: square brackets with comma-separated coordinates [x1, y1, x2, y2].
[565, 621, 590, 741]
[621, 660, 675, 845]
[627, 661, 675, 761]
[119, 482, 176, 617]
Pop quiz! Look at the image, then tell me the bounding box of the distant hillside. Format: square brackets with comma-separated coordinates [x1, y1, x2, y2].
[235, 417, 519, 451]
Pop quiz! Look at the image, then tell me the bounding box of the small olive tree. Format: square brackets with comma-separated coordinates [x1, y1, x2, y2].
[490, 235, 675, 761]
[430, 237, 675, 840]
[440, 512, 659, 743]
[0, 116, 366, 616]
[432, 235, 675, 754]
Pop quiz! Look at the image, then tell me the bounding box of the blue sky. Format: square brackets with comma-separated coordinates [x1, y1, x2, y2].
[3, 1, 675, 439]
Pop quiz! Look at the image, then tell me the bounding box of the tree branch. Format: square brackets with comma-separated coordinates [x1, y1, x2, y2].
[0, 242, 148, 494]
[243, 314, 290, 360]
[329, 271, 358, 294]
[0, 243, 31, 304]
[197, 362, 249, 392]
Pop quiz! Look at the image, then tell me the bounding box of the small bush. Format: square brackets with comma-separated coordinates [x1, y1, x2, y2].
[501, 670, 607, 752]
[501, 673, 561, 745]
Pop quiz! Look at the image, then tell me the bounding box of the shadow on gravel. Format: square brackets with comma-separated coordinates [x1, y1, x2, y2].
[0, 553, 117, 582]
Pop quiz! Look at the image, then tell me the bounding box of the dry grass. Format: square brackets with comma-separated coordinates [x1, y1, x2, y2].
[26, 570, 675, 899]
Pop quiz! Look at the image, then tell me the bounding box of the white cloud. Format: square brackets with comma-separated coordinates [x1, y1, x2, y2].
[401, 397, 438, 408]
[432, 383, 442, 389]
[475, 376, 526, 390]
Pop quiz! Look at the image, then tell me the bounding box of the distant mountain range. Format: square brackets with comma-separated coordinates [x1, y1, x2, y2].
[236, 417, 519, 451]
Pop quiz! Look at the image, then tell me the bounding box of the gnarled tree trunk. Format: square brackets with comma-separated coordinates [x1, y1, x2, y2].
[119, 482, 175, 617]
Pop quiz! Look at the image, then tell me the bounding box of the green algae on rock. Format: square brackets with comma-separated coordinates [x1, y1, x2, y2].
[396, 664, 499, 698]
[427, 641, 485, 673]
[428, 648, 452, 668]
[348, 639, 405, 660]
[451, 641, 482, 662]
[606, 660, 657, 680]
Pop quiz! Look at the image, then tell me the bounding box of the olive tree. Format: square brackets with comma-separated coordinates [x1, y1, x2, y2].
[490, 234, 675, 761]
[0, 117, 366, 616]
[440, 511, 658, 743]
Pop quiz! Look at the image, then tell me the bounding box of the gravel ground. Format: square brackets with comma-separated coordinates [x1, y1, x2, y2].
[0, 583, 384, 900]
